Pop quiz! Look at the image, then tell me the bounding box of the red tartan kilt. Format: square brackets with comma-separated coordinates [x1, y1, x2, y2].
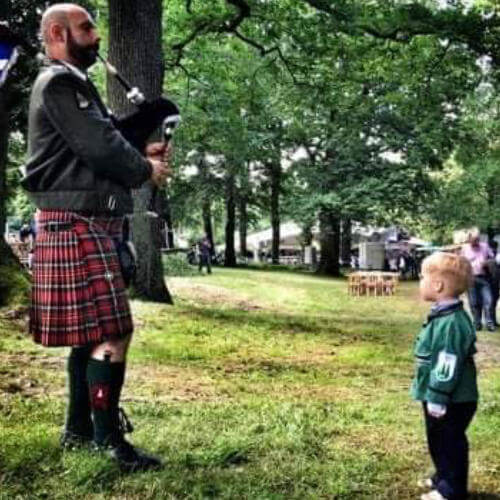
[30, 210, 134, 347]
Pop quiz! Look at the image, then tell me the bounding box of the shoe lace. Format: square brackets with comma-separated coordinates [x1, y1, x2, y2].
[118, 407, 134, 434]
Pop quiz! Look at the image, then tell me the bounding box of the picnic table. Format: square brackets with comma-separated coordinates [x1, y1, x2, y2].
[347, 271, 399, 297]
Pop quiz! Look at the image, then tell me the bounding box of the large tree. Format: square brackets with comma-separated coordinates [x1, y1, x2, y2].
[107, 0, 172, 303]
[162, 0, 497, 275]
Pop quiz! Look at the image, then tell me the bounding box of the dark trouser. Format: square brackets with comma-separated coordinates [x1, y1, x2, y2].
[423, 402, 477, 500]
[467, 276, 493, 328]
[199, 255, 212, 274]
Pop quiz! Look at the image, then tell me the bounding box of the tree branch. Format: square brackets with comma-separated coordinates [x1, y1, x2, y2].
[168, 0, 252, 68]
[225, 0, 251, 31]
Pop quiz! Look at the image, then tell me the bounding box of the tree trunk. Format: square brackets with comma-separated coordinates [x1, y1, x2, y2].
[198, 159, 215, 255]
[238, 162, 249, 259]
[239, 194, 247, 259]
[224, 172, 237, 267]
[0, 90, 8, 243]
[341, 218, 352, 266]
[107, 0, 172, 303]
[270, 161, 281, 265]
[202, 198, 214, 255]
[317, 209, 341, 276]
[486, 187, 496, 243]
[157, 189, 174, 248]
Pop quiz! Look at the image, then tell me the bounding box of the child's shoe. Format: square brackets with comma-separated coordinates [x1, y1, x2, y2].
[421, 490, 448, 500]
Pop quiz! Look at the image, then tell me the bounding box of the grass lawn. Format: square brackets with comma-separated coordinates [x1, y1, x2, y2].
[1, 267, 500, 499]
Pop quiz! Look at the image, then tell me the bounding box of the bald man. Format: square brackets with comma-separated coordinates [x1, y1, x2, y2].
[22, 3, 168, 472]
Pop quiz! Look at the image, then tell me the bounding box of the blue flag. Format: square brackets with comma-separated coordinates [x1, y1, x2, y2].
[0, 41, 19, 88]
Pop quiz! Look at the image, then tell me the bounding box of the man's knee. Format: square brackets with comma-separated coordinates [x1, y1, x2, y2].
[90, 335, 132, 362]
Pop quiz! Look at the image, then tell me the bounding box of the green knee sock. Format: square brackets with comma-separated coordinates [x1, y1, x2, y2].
[66, 346, 93, 436]
[86, 358, 126, 446]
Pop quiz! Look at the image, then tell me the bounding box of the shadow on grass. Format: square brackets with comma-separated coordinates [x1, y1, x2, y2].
[175, 303, 416, 344]
[230, 263, 320, 276]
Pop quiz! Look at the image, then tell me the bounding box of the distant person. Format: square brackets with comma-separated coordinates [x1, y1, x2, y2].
[486, 241, 500, 327]
[389, 252, 398, 272]
[198, 235, 212, 274]
[19, 222, 33, 242]
[461, 229, 495, 331]
[19, 221, 36, 269]
[412, 252, 478, 500]
[350, 252, 359, 270]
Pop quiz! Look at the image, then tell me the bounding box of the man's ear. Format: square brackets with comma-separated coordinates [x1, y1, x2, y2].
[49, 23, 67, 44]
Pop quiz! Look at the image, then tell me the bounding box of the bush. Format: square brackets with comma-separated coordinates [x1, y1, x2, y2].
[0, 264, 31, 307]
[162, 252, 198, 277]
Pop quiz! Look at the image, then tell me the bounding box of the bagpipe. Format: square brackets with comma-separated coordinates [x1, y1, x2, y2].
[93, 55, 181, 285]
[97, 53, 181, 156]
[97, 54, 181, 218]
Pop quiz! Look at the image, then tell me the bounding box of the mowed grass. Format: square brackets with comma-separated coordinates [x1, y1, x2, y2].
[1, 267, 500, 499]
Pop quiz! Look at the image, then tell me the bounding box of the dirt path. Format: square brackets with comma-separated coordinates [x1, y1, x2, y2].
[169, 280, 265, 311]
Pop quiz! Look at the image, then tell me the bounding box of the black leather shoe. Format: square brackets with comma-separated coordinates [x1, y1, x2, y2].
[106, 439, 163, 473]
[60, 430, 93, 450]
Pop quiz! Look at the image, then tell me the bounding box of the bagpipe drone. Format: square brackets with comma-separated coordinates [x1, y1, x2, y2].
[97, 53, 181, 156]
[95, 55, 181, 283]
[97, 54, 181, 216]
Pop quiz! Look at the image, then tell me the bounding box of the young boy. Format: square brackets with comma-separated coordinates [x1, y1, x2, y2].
[412, 252, 478, 500]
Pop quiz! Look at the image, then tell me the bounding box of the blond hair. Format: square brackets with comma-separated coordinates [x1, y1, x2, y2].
[421, 252, 472, 296]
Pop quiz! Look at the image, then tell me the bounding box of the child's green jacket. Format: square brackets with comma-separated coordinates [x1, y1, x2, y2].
[411, 302, 478, 405]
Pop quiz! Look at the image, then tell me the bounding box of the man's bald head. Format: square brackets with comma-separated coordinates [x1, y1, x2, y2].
[40, 3, 100, 68]
[41, 4, 88, 47]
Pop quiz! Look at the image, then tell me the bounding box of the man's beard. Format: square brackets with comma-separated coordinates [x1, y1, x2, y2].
[66, 29, 98, 69]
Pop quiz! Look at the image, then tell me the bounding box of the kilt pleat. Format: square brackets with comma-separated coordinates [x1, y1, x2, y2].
[30, 210, 133, 347]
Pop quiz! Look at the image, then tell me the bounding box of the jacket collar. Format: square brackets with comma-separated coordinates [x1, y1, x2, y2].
[425, 300, 463, 325]
[45, 58, 88, 81]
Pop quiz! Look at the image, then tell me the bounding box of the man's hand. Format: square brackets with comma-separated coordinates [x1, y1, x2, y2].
[427, 402, 447, 419]
[146, 142, 173, 187]
[149, 159, 170, 187]
[145, 142, 172, 162]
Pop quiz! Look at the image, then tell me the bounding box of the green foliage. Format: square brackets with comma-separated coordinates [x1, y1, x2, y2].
[411, 85, 500, 239]
[5, 0, 500, 248]
[6, 133, 33, 223]
[0, 263, 30, 307]
[162, 0, 495, 241]
[162, 252, 198, 276]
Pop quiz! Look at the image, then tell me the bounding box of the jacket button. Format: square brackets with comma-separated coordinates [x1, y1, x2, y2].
[104, 271, 114, 281]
